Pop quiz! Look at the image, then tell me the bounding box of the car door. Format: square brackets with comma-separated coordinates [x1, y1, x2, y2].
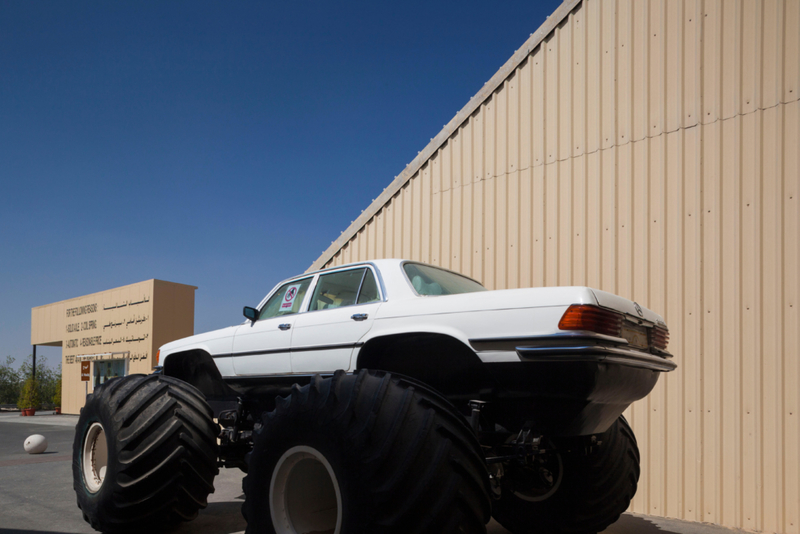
[231, 277, 313, 376]
[290, 266, 383, 373]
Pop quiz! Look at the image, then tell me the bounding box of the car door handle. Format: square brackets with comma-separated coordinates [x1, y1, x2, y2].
[351, 314, 368, 321]
[278, 324, 291, 331]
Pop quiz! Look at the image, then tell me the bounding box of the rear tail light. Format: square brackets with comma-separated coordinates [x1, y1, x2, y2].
[651, 325, 670, 350]
[558, 304, 624, 337]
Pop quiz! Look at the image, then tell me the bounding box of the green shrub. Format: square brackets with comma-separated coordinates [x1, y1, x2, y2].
[53, 376, 62, 407]
[17, 377, 41, 410]
[3, 355, 62, 408]
[16, 356, 61, 409]
[0, 356, 21, 405]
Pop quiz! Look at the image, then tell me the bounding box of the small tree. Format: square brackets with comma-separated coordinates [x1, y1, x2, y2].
[53, 375, 62, 408]
[37, 364, 58, 409]
[17, 377, 41, 410]
[0, 356, 22, 405]
[18, 355, 60, 409]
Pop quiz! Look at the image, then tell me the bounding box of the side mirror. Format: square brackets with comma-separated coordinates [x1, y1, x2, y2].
[243, 306, 258, 322]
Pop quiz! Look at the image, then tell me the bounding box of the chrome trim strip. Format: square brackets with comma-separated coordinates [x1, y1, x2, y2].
[516, 345, 677, 372]
[212, 342, 364, 359]
[470, 331, 673, 360]
[292, 342, 364, 354]
[469, 336, 628, 350]
[225, 372, 337, 381]
[651, 348, 674, 359]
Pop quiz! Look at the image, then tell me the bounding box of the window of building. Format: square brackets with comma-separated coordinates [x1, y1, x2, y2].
[93, 359, 126, 388]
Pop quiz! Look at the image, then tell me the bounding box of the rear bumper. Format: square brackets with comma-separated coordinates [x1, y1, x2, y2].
[470, 331, 676, 372]
[516, 344, 677, 372]
[482, 359, 660, 436]
[471, 332, 676, 436]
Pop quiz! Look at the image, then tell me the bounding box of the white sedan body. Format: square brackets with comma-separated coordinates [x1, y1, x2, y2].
[158, 259, 674, 378]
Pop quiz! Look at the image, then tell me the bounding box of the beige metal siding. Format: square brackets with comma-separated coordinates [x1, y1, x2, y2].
[311, 0, 800, 532]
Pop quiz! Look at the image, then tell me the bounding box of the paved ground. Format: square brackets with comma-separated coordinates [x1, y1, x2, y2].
[0, 412, 748, 534]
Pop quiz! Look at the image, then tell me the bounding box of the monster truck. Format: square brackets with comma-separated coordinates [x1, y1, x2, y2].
[73, 259, 675, 534]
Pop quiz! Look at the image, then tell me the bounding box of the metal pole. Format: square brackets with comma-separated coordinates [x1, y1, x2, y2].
[32, 345, 36, 381]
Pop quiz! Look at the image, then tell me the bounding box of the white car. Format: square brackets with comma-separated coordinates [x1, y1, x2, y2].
[74, 259, 676, 534]
[159, 258, 673, 431]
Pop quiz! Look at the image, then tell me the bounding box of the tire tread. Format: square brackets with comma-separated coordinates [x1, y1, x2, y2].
[492, 416, 640, 534]
[73, 374, 218, 534]
[243, 369, 490, 534]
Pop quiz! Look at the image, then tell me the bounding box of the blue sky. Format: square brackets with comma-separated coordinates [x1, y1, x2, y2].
[1, 0, 561, 369]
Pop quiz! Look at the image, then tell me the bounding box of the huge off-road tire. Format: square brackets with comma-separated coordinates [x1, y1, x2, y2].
[73, 374, 219, 533]
[492, 416, 639, 534]
[242, 369, 491, 534]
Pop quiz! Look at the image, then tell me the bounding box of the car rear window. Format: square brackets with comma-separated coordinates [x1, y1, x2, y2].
[403, 263, 486, 296]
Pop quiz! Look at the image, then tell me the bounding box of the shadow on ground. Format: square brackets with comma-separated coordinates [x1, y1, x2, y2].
[172, 499, 247, 534]
[607, 514, 675, 533]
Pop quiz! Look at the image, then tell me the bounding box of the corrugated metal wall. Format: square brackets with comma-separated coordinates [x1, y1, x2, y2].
[311, 0, 800, 532]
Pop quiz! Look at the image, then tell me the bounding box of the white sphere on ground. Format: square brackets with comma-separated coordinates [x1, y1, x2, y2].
[24, 434, 48, 454]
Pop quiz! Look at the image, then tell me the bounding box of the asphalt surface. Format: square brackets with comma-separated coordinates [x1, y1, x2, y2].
[0, 412, 747, 534]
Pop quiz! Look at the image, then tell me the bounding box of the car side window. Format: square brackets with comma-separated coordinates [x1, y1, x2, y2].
[357, 269, 380, 304]
[310, 268, 379, 311]
[258, 278, 312, 320]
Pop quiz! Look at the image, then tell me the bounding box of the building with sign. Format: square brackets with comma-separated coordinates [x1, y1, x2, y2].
[31, 280, 196, 414]
[308, 1, 799, 533]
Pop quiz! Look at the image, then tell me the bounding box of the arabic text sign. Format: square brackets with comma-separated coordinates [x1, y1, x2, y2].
[62, 294, 151, 363]
[81, 361, 91, 381]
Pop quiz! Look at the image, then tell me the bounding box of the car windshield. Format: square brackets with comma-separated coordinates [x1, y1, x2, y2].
[403, 263, 487, 296]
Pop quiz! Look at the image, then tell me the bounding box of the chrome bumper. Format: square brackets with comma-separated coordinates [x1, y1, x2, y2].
[516, 344, 677, 372]
[471, 332, 677, 372]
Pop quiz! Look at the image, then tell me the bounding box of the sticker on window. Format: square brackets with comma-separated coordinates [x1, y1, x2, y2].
[280, 285, 301, 310]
